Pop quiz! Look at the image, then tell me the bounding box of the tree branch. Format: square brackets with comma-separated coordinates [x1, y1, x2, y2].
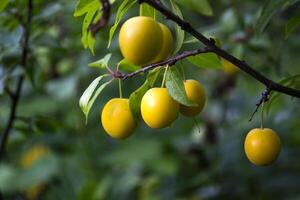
[139, 0, 300, 99]
[90, 0, 111, 36]
[115, 47, 212, 79]
[0, 0, 33, 161]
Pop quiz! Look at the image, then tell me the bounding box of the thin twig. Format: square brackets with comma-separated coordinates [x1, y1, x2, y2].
[0, 0, 33, 161]
[249, 88, 271, 121]
[116, 47, 212, 79]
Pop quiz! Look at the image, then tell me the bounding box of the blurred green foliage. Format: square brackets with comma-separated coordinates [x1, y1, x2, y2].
[0, 0, 300, 199]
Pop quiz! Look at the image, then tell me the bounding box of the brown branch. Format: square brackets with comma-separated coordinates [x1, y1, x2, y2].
[138, 0, 300, 99]
[114, 47, 212, 79]
[90, 0, 111, 36]
[0, 0, 33, 161]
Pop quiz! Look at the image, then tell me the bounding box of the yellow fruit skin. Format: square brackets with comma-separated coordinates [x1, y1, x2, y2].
[101, 98, 136, 139]
[153, 23, 173, 62]
[223, 59, 239, 75]
[20, 145, 50, 200]
[119, 16, 163, 66]
[141, 88, 179, 129]
[244, 128, 281, 166]
[180, 80, 206, 117]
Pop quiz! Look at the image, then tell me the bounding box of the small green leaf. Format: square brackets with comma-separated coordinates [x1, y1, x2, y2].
[79, 74, 111, 123]
[88, 54, 112, 69]
[285, 15, 300, 39]
[139, 3, 156, 18]
[129, 83, 150, 119]
[118, 59, 140, 72]
[129, 69, 160, 118]
[187, 52, 222, 69]
[166, 67, 196, 106]
[88, 31, 95, 55]
[184, 36, 199, 44]
[175, 0, 213, 16]
[170, 0, 184, 55]
[74, 0, 99, 17]
[81, 6, 99, 49]
[0, 0, 9, 13]
[256, 0, 300, 34]
[107, 0, 137, 48]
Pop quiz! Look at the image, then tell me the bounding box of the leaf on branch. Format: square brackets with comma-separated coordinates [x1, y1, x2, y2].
[170, 0, 185, 55]
[75, 0, 118, 53]
[118, 59, 140, 72]
[139, 3, 156, 18]
[175, 0, 213, 16]
[80, 3, 100, 52]
[285, 15, 300, 39]
[166, 67, 196, 106]
[88, 53, 112, 69]
[187, 52, 222, 69]
[129, 69, 160, 119]
[184, 36, 199, 44]
[107, 0, 137, 48]
[256, 0, 300, 35]
[74, 0, 100, 17]
[79, 74, 111, 123]
[87, 31, 95, 55]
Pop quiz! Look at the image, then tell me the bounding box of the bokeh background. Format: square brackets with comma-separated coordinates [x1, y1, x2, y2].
[1, 0, 300, 199]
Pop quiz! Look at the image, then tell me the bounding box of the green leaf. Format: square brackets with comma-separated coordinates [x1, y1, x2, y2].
[87, 31, 95, 55]
[175, 0, 213, 16]
[184, 36, 199, 44]
[285, 15, 300, 39]
[79, 74, 111, 123]
[107, 0, 137, 48]
[170, 0, 184, 54]
[0, 0, 9, 13]
[187, 52, 222, 69]
[118, 59, 140, 72]
[129, 69, 160, 118]
[256, 0, 300, 34]
[88, 54, 112, 69]
[139, 3, 156, 18]
[74, 0, 99, 17]
[166, 67, 196, 106]
[81, 5, 99, 49]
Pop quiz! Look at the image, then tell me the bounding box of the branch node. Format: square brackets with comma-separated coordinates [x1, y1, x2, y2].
[249, 87, 272, 121]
